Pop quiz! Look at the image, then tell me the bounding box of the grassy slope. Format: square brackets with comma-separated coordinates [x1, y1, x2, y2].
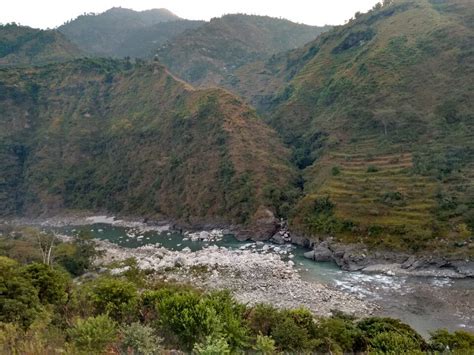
[0, 58, 297, 226]
[233, 0, 474, 254]
[156, 14, 331, 87]
[0, 24, 82, 66]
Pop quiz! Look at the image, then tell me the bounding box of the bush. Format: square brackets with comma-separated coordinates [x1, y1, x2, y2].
[316, 316, 365, 353]
[367, 165, 379, 173]
[430, 329, 474, 352]
[201, 291, 249, 349]
[370, 331, 423, 353]
[271, 315, 313, 352]
[246, 304, 281, 336]
[155, 290, 220, 349]
[120, 322, 162, 355]
[68, 314, 117, 353]
[193, 335, 231, 354]
[332, 166, 341, 176]
[21, 263, 70, 306]
[89, 277, 138, 322]
[358, 317, 426, 351]
[254, 334, 276, 354]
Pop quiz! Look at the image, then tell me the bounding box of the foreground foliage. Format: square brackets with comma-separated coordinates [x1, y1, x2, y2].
[0, 228, 472, 354]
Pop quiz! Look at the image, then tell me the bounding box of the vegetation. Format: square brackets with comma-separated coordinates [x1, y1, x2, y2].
[156, 14, 330, 87]
[226, 0, 474, 255]
[0, 58, 296, 228]
[0, 228, 472, 353]
[58, 7, 204, 58]
[0, 23, 82, 67]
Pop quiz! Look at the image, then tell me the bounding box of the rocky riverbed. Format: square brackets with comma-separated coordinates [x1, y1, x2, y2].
[96, 240, 375, 318]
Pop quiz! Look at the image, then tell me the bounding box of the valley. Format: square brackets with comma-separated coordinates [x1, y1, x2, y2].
[1, 0, 473, 353]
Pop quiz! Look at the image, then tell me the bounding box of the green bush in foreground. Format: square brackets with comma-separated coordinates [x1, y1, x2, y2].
[0, 247, 473, 354]
[67, 314, 117, 353]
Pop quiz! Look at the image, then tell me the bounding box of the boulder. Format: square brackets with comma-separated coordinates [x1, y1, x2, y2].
[270, 233, 286, 245]
[248, 207, 279, 241]
[312, 244, 333, 262]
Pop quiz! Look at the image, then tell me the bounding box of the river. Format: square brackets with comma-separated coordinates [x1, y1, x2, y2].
[47, 221, 473, 338]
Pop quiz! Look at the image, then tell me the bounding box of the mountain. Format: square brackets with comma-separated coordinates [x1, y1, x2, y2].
[0, 58, 297, 232]
[112, 20, 205, 58]
[0, 24, 82, 66]
[156, 14, 331, 87]
[58, 7, 195, 57]
[234, 0, 474, 254]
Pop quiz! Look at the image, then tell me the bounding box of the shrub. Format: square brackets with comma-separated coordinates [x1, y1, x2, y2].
[193, 335, 231, 355]
[367, 165, 379, 173]
[68, 314, 117, 353]
[21, 263, 70, 306]
[332, 166, 341, 176]
[155, 290, 220, 349]
[202, 291, 249, 349]
[254, 334, 276, 354]
[316, 316, 365, 353]
[89, 277, 138, 322]
[120, 322, 162, 355]
[271, 315, 312, 352]
[370, 331, 423, 353]
[429, 329, 474, 352]
[246, 304, 281, 336]
[358, 317, 426, 351]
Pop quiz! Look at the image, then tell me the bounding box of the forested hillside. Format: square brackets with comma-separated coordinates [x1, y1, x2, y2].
[0, 24, 82, 66]
[156, 14, 330, 87]
[0, 58, 297, 231]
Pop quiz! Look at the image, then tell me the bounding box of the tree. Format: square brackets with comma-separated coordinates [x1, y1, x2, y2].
[56, 231, 102, 276]
[21, 263, 70, 306]
[0, 257, 43, 328]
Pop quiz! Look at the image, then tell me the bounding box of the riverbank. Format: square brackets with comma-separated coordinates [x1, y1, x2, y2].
[95, 239, 375, 318]
[5, 212, 473, 279]
[299, 239, 474, 279]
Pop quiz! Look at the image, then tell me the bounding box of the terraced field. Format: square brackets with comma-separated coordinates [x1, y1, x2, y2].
[319, 150, 437, 230]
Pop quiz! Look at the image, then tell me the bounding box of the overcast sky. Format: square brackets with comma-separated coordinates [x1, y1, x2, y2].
[1, 0, 381, 29]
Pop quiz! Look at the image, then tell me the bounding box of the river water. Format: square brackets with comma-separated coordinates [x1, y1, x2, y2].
[49, 222, 474, 338]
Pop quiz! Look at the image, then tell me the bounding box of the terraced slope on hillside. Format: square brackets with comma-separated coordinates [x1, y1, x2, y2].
[0, 24, 82, 66]
[233, 0, 474, 254]
[0, 59, 297, 231]
[156, 14, 330, 87]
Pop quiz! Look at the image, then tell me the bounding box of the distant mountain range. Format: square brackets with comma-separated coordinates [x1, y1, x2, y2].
[58, 7, 204, 58]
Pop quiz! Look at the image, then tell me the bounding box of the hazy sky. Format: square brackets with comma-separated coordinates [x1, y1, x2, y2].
[1, 0, 381, 29]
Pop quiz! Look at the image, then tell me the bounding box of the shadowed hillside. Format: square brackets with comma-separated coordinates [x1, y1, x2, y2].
[0, 58, 298, 231]
[0, 24, 82, 66]
[58, 8, 202, 58]
[156, 14, 331, 87]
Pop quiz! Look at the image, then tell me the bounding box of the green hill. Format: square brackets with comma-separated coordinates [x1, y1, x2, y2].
[0, 58, 297, 231]
[58, 7, 199, 58]
[234, 0, 474, 254]
[0, 24, 82, 66]
[156, 14, 331, 87]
